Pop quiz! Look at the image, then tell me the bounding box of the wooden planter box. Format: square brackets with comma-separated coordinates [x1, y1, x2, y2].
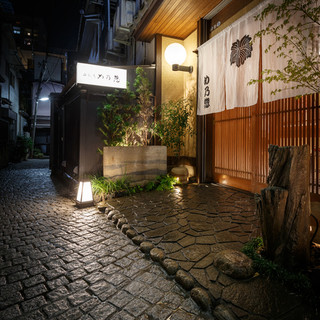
[103, 146, 167, 185]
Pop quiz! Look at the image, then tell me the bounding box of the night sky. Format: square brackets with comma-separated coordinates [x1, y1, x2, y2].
[11, 0, 83, 51]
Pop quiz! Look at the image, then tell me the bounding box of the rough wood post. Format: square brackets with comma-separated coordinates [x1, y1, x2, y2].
[257, 145, 311, 268]
[258, 186, 288, 260]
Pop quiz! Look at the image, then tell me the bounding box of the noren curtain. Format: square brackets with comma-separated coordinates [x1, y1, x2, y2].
[198, 3, 262, 115]
[198, 31, 226, 115]
[197, 0, 316, 115]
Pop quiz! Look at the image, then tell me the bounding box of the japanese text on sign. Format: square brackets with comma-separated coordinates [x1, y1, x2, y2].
[76, 63, 127, 89]
[204, 75, 210, 108]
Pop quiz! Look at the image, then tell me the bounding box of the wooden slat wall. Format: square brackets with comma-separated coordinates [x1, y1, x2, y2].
[215, 107, 252, 181]
[203, 0, 320, 197]
[214, 94, 320, 196]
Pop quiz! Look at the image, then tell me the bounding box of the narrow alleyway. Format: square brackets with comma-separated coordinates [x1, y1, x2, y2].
[1, 160, 318, 319]
[0, 160, 212, 319]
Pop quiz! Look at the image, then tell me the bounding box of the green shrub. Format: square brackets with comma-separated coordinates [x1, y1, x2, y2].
[134, 67, 155, 145]
[242, 237, 311, 293]
[91, 174, 179, 201]
[97, 87, 139, 148]
[98, 67, 155, 149]
[145, 174, 179, 191]
[91, 175, 134, 201]
[33, 148, 44, 159]
[154, 98, 195, 157]
[13, 136, 33, 161]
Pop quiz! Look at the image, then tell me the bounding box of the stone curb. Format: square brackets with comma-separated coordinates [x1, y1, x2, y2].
[102, 205, 221, 315]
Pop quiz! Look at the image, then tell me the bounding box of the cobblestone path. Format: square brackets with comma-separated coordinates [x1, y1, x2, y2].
[109, 180, 319, 319]
[0, 160, 212, 320]
[109, 183, 260, 303]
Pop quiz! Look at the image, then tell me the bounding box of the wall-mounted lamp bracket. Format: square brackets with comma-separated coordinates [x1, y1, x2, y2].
[172, 64, 193, 73]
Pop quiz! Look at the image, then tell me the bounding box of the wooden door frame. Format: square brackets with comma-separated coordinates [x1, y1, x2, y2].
[196, 18, 214, 183]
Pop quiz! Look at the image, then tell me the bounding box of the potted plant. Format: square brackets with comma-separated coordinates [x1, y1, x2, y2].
[97, 86, 138, 148]
[98, 67, 167, 186]
[134, 66, 155, 146]
[154, 98, 195, 182]
[13, 135, 33, 162]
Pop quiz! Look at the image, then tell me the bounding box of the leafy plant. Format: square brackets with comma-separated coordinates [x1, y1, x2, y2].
[91, 174, 179, 201]
[91, 175, 138, 201]
[97, 86, 139, 149]
[249, 0, 320, 95]
[242, 236, 264, 259]
[91, 176, 116, 202]
[98, 67, 155, 149]
[242, 237, 311, 293]
[13, 136, 33, 161]
[145, 174, 179, 191]
[154, 98, 195, 157]
[134, 67, 155, 145]
[33, 148, 44, 159]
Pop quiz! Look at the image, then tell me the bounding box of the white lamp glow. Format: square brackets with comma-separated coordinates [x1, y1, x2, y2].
[76, 181, 93, 207]
[164, 43, 187, 66]
[164, 43, 193, 73]
[39, 97, 49, 101]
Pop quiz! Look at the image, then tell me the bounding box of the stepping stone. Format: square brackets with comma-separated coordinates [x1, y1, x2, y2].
[171, 166, 188, 183]
[150, 248, 165, 262]
[190, 287, 211, 311]
[161, 258, 179, 275]
[107, 209, 120, 220]
[117, 218, 127, 228]
[140, 241, 154, 254]
[214, 249, 255, 279]
[213, 304, 237, 320]
[112, 214, 123, 224]
[175, 270, 194, 291]
[180, 244, 211, 262]
[126, 229, 137, 239]
[96, 202, 107, 212]
[121, 224, 130, 234]
[132, 235, 145, 245]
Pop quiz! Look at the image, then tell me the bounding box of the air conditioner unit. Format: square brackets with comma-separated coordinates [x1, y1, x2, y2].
[105, 26, 122, 53]
[113, 0, 135, 43]
[106, 27, 113, 51]
[90, 0, 104, 6]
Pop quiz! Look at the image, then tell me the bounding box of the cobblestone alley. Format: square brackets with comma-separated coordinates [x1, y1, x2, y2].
[0, 160, 212, 320]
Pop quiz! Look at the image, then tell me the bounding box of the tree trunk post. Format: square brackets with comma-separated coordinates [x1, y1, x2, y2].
[257, 145, 311, 268]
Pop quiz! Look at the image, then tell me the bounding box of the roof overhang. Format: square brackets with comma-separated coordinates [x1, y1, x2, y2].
[133, 0, 223, 42]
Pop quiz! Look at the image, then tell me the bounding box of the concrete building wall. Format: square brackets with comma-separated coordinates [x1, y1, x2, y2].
[32, 82, 64, 118]
[160, 32, 197, 159]
[161, 36, 184, 104]
[0, 23, 21, 139]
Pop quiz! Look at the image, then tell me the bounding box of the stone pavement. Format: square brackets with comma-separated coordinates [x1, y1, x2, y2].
[108, 185, 260, 299]
[0, 160, 212, 320]
[1, 160, 319, 320]
[108, 182, 319, 319]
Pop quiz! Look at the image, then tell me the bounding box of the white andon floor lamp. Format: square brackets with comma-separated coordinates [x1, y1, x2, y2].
[76, 181, 94, 208]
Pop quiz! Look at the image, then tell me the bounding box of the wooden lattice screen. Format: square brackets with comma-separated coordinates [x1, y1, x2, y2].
[213, 93, 320, 196]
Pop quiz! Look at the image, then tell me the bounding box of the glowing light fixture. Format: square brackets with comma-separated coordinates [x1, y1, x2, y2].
[221, 175, 227, 185]
[164, 43, 193, 73]
[76, 181, 93, 207]
[39, 97, 49, 101]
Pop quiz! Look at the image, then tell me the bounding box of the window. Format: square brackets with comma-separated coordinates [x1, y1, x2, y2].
[13, 26, 21, 34]
[9, 72, 15, 88]
[5, 61, 10, 77]
[27, 59, 34, 70]
[24, 38, 32, 46]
